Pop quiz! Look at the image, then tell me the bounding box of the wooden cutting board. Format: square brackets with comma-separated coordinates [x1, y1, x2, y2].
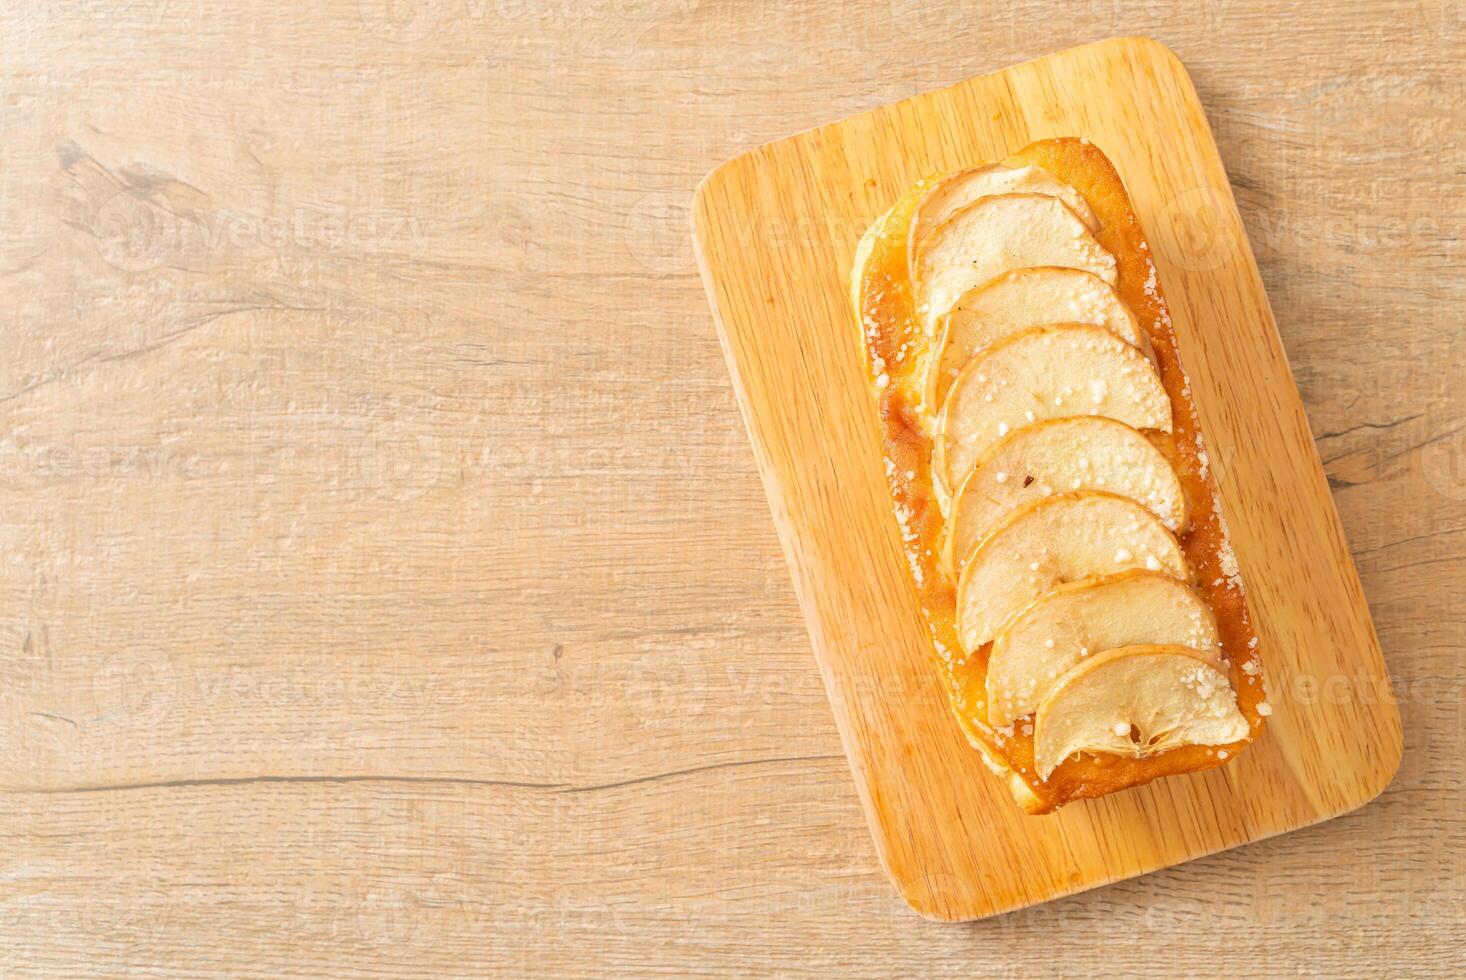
[690, 36, 1402, 921]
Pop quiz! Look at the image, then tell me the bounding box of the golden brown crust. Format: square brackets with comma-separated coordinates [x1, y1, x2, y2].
[852, 137, 1267, 814]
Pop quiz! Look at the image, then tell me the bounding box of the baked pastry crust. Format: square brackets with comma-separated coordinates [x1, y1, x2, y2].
[850, 137, 1268, 813]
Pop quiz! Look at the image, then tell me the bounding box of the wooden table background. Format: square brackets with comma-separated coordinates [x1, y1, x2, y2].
[0, 1, 1461, 975]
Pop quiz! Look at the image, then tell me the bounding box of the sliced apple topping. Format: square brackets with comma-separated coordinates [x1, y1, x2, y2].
[925, 267, 1145, 412]
[986, 571, 1219, 727]
[934, 324, 1172, 494]
[1032, 645, 1248, 780]
[943, 416, 1187, 571]
[912, 194, 1116, 331]
[906, 166, 1100, 270]
[954, 492, 1187, 653]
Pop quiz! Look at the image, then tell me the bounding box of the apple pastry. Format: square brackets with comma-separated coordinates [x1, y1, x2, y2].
[851, 137, 1268, 813]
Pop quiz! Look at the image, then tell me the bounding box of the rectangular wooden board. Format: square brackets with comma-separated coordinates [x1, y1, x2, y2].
[690, 36, 1402, 921]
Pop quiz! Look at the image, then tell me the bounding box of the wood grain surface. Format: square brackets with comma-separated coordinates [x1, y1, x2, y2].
[0, 0, 1461, 974]
[692, 39, 1400, 920]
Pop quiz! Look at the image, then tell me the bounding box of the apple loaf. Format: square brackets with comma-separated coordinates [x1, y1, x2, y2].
[850, 137, 1269, 813]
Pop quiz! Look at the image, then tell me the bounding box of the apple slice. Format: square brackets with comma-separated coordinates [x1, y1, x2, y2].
[934, 323, 1172, 495]
[955, 491, 1187, 653]
[943, 416, 1187, 572]
[986, 571, 1219, 727]
[1033, 644, 1248, 780]
[906, 165, 1100, 269]
[924, 267, 1145, 413]
[912, 193, 1116, 331]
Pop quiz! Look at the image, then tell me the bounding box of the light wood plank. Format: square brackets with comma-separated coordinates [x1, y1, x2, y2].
[0, 0, 1460, 973]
